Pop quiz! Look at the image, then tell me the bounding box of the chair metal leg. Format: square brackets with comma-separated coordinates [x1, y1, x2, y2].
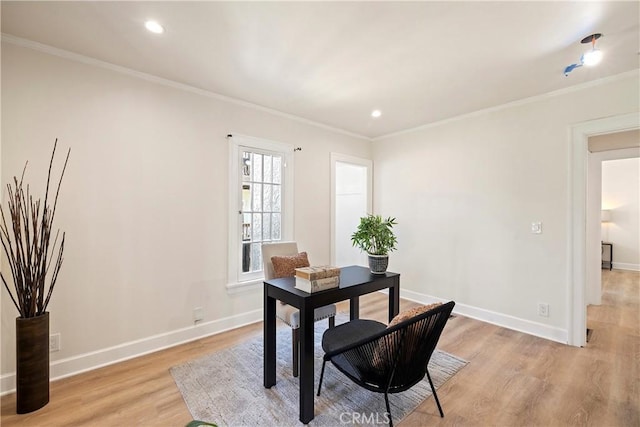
[384, 392, 393, 427]
[329, 316, 335, 328]
[426, 369, 444, 417]
[292, 328, 299, 378]
[317, 360, 327, 396]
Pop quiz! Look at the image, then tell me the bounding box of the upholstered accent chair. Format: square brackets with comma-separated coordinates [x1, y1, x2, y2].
[317, 301, 455, 427]
[261, 241, 336, 377]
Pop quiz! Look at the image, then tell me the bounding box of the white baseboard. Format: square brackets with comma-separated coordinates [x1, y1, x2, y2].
[613, 262, 640, 272]
[1, 286, 579, 395]
[399, 289, 569, 344]
[1, 309, 263, 395]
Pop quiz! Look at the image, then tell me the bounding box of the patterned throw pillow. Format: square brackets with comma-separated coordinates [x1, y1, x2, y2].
[373, 302, 443, 370]
[271, 252, 310, 278]
[388, 302, 442, 328]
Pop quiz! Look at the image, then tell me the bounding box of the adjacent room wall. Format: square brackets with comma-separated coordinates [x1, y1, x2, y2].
[0, 42, 371, 391]
[372, 72, 639, 342]
[602, 157, 640, 270]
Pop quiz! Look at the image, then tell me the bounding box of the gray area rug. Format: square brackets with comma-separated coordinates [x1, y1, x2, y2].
[170, 313, 467, 426]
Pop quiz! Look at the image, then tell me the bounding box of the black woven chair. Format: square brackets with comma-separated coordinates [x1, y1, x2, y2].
[317, 301, 455, 427]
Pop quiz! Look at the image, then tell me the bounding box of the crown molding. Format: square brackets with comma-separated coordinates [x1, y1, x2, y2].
[3, 33, 637, 143]
[373, 69, 640, 141]
[1, 33, 371, 141]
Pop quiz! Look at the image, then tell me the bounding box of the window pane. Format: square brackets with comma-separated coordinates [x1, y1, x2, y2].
[242, 184, 251, 212]
[252, 183, 262, 211]
[242, 152, 251, 182]
[272, 213, 281, 240]
[273, 157, 282, 184]
[262, 213, 271, 241]
[242, 221, 250, 241]
[250, 243, 262, 272]
[264, 155, 272, 184]
[272, 185, 281, 212]
[242, 242, 250, 272]
[252, 153, 263, 182]
[252, 213, 262, 241]
[263, 184, 272, 212]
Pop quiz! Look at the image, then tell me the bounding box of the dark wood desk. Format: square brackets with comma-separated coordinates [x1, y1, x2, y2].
[263, 265, 400, 424]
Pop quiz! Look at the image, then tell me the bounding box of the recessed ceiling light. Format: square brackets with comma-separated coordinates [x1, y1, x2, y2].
[582, 49, 603, 66]
[581, 33, 602, 67]
[371, 110, 382, 118]
[145, 20, 164, 34]
[563, 33, 604, 76]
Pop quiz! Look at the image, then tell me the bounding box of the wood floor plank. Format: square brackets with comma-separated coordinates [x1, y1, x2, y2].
[1, 270, 638, 426]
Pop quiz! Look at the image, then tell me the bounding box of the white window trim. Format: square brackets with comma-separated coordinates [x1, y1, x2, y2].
[226, 134, 294, 292]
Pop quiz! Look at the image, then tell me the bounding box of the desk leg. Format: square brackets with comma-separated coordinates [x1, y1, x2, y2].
[299, 304, 315, 424]
[263, 288, 276, 388]
[350, 297, 360, 320]
[389, 277, 400, 322]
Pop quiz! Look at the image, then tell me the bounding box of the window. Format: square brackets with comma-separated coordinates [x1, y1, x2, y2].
[227, 135, 293, 290]
[241, 150, 283, 272]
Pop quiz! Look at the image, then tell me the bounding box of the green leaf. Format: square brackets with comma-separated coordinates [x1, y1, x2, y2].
[351, 214, 398, 255]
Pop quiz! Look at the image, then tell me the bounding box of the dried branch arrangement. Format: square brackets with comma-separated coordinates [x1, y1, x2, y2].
[1, 139, 70, 318]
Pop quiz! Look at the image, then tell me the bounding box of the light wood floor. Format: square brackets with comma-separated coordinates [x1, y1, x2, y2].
[2, 269, 638, 426]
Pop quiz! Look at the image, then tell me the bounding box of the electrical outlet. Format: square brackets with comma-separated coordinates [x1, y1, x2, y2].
[49, 333, 60, 352]
[531, 222, 542, 234]
[537, 303, 549, 317]
[193, 307, 204, 323]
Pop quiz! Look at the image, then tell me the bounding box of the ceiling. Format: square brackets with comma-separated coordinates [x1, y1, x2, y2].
[2, 1, 639, 139]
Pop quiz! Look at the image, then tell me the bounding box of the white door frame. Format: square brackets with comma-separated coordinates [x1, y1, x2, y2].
[330, 153, 373, 266]
[569, 112, 639, 346]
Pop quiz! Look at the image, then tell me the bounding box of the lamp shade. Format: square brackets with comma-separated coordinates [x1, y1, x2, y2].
[601, 209, 611, 222]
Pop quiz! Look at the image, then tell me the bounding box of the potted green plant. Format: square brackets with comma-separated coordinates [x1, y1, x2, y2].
[351, 214, 397, 274]
[1, 139, 70, 413]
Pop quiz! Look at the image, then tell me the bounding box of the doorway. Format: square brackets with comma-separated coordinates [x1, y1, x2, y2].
[330, 153, 372, 267]
[586, 140, 640, 306]
[570, 112, 639, 346]
[586, 143, 640, 350]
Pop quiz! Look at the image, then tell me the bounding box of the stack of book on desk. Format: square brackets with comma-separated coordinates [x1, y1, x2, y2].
[294, 266, 341, 293]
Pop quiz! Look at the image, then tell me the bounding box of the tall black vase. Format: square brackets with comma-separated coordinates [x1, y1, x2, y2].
[16, 312, 50, 414]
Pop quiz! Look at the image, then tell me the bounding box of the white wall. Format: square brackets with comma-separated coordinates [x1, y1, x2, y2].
[602, 157, 640, 270]
[0, 42, 371, 391]
[372, 73, 639, 342]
